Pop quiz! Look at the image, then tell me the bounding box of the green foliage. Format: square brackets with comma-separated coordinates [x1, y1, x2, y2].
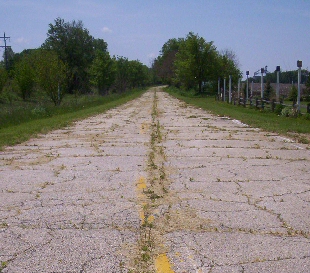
[42, 18, 100, 93]
[153, 33, 241, 95]
[265, 69, 308, 84]
[113, 56, 130, 93]
[89, 50, 115, 95]
[14, 54, 36, 100]
[288, 85, 298, 103]
[302, 113, 310, 120]
[274, 103, 285, 115]
[152, 38, 184, 85]
[0, 67, 8, 94]
[303, 75, 310, 101]
[174, 32, 218, 93]
[218, 50, 242, 89]
[34, 50, 67, 106]
[264, 80, 274, 100]
[281, 106, 299, 118]
[0, 79, 19, 104]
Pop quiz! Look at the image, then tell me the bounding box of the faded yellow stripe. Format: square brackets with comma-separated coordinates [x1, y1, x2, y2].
[155, 253, 175, 273]
[137, 176, 147, 190]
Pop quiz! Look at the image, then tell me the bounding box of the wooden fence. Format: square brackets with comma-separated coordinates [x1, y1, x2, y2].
[216, 95, 310, 114]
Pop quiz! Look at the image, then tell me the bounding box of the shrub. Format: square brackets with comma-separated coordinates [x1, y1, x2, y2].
[302, 113, 310, 120]
[281, 106, 299, 118]
[274, 104, 285, 115]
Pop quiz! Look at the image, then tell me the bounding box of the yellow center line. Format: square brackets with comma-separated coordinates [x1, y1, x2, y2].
[155, 253, 175, 273]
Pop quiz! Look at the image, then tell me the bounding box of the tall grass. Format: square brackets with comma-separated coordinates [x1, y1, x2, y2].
[0, 88, 147, 149]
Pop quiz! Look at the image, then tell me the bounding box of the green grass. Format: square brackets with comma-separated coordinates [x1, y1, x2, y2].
[165, 87, 310, 137]
[0, 88, 147, 150]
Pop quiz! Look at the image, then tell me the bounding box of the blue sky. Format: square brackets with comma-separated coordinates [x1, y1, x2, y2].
[1, 0, 309, 78]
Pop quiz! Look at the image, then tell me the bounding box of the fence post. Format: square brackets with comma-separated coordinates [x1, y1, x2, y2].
[307, 103, 310, 114]
[256, 98, 258, 108]
[261, 100, 265, 110]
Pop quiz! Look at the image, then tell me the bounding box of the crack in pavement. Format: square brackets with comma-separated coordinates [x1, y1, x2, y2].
[1, 87, 309, 272]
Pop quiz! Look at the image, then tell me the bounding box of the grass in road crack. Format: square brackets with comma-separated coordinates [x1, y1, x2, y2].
[132, 89, 172, 273]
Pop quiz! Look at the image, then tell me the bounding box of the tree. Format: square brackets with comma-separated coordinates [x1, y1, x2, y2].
[288, 85, 298, 104]
[34, 50, 67, 106]
[218, 50, 242, 90]
[152, 38, 183, 85]
[89, 50, 115, 95]
[174, 32, 218, 93]
[264, 80, 274, 100]
[113, 56, 130, 93]
[128, 60, 150, 89]
[303, 74, 310, 101]
[14, 54, 35, 100]
[42, 18, 97, 94]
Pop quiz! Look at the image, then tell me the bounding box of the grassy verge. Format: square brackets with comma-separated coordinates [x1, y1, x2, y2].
[0, 88, 147, 150]
[165, 87, 310, 143]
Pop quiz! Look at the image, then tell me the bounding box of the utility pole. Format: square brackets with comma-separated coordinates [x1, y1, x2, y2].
[276, 66, 280, 102]
[297, 60, 302, 113]
[0, 32, 11, 70]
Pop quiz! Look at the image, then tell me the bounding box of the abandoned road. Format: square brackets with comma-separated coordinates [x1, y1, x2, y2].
[1, 87, 309, 272]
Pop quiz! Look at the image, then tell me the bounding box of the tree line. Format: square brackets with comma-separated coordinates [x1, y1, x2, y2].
[249, 69, 309, 84]
[152, 32, 242, 94]
[0, 18, 151, 106]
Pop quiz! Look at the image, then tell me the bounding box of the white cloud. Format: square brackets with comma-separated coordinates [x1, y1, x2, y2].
[102, 27, 112, 33]
[147, 53, 156, 59]
[15, 37, 29, 45]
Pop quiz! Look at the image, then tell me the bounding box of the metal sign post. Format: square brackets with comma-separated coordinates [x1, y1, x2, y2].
[261, 68, 264, 99]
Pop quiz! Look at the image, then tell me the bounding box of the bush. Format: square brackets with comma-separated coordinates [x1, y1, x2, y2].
[302, 113, 310, 120]
[0, 79, 19, 104]
[274, 104, 285, 115]
[288, 85, 298, 103]
[281, 106, 299, 118]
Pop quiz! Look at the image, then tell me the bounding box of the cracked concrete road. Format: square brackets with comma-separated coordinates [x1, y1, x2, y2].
[1, 87, 310, 273]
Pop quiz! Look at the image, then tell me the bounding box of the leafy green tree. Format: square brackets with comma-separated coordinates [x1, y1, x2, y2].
[34, 50, 67, 106]
[14, 54, 35, 100]
[128, 60, 150, 88]
[174, 32, 218, 93]
[152, 38, 183, 85]
[264, 80, 274, 100]
[113, 56, 130, 93]
[42, 18, 98, 94]
[303, 74, 310, 101]
[89, 50, 115, 95]
[218, 50, 242, 91]
[288, 85, 298, 104]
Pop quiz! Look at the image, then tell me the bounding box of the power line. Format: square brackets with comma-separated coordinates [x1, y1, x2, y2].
[0, 32, 11, 70]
